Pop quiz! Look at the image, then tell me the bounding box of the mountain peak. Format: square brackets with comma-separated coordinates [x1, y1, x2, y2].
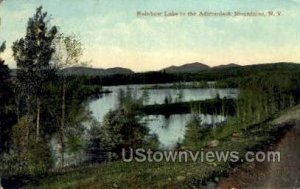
[213, 63, 240, 69]
[162, 62, 210, 73]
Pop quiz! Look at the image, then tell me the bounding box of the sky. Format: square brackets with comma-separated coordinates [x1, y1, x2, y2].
[0, 0, 300, 71]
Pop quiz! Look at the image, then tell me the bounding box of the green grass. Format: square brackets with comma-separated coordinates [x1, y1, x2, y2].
[24, 136, 268, 189]
[23, 125, 274, 188]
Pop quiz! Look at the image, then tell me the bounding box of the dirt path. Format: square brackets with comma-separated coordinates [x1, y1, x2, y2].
[218, 106, 300, 189]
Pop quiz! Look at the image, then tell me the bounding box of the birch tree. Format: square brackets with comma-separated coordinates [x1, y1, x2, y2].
[53, 33, 83, 168]
[12, 6, 57, 142]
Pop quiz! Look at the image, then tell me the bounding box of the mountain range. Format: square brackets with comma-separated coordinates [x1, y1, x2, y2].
[61, 67, 134, 76]
[162, 62, 240, 73]
[10, 63, 241, 77]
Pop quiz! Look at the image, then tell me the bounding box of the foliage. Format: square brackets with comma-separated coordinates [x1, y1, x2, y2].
[53, 33, 83, 69]
[12, 6, 58, 143]
[182, 116, 211, 150]
[234, 72, 299, 129]
[99, 109, 149, 160]
[1, 117, 53, 176]
[12, 6, 58, 97]
[86, 125, 106, 163]
[0, 41, 17, 154]
[26, 141, 53, 175]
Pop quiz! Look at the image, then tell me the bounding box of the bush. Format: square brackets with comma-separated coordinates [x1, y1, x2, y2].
[10, 117, 53, 176]
[182, 116, 211, 150]
[99, 109, 149, 160]
[26, 141, 53, 175]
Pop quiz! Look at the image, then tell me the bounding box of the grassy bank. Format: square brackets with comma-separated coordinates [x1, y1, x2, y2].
[17, 106, 299, 189]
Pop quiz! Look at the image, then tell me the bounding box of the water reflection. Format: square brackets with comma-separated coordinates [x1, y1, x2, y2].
[142, 114, 226, 149]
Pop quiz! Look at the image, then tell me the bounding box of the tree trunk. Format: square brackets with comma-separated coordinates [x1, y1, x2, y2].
[36, 96, 41, 141]
[26, 95, 31, 145]
[14, 88, 20, 122]
[60, 79, 66, 169]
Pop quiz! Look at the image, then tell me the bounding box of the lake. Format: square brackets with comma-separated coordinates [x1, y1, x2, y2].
[88, 83, 238, 149]
[52, 83, 238, 167]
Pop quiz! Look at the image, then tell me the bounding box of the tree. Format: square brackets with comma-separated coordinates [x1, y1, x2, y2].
[183, 116, 210, 150]
[0, 42, 10, 99]
[98, 90, 149, 160]
[0, 42, 16, 154]
[52, 34, 83, 168]
[0, 42, 10, 101]
[12, 6, 58, 141]
[100, 109, 149, 159]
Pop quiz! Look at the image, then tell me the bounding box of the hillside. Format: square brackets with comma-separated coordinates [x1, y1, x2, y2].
[162, 62, 210, 73]
[61, 67, 134, 76]
[10, 67, 134, 77]
[213, 63, 240, 69]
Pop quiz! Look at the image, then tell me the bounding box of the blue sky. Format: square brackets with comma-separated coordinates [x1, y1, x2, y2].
[0, 0, 300, 71]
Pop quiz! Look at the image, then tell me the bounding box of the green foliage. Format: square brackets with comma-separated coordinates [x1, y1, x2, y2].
[0, 41, 17, 154]
[234, 72, 300, 129]
[11, 6, 58, 145]
[3, 6, 90, 174]
[88, 88, 150, 160]
[12, 6, 58, 96]
[26, 141, 53, 175]
[4, 117, 53, 176]
[0, 41, 10, 106]
[66, 135, 83, 154]
[12, 117, 29, 154]
[99, 109, 149, 159]
[182, 116, 210, 150]
[86, 125, 104, 163]
[0, 41, 5, 53]
[143, 134, 159, 150]
[53, 33, 83, 69]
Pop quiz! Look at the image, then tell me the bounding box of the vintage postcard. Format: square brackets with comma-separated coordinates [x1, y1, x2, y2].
[0, 0, 300, 188]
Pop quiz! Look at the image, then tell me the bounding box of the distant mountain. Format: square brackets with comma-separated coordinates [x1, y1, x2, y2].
[62, 67, 134, 76]
[10, 62, 298, 77]
[162, 62, 210, 73]
[213, 63, 240, 69]
[10, 67, 134, 77]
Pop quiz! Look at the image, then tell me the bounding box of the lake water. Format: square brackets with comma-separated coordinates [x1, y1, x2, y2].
[88, 83, 238, 149]
[89, 83, 238, 122]
[142, 114, 226, 149]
